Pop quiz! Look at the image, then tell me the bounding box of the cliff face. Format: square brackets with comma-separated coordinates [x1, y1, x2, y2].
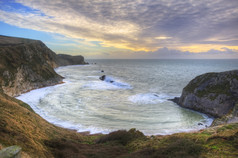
[0, 36, 63, 97]
[0, 35, 87, 97]
[175, 70, 238, 124]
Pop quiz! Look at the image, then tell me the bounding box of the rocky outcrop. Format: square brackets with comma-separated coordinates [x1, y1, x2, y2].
[0, 36, 63, 96]
[0, 35, 87, 97]
[173, 70, 238, 124]
[0, 145, 22, 158]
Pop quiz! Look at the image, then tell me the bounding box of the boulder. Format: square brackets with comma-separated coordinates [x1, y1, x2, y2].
[0, 145, 22, 158]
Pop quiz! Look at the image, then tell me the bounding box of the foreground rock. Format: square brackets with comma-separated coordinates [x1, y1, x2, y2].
[0, 145, 21, 158]
[172, 70, 238, 125]
[0, 35, 87, 97]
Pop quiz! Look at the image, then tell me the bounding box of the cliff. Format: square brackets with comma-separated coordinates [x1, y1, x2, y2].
[173, 70, 238, 125]
[57, 54, 88, 66]
[0, 35, 87, 97]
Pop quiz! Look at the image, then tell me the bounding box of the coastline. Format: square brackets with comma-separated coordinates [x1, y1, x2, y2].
[15, 65, 214, 136]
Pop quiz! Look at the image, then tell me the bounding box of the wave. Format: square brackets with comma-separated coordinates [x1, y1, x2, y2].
[82, 76, 132, 90]
[128, 93, 172, 104]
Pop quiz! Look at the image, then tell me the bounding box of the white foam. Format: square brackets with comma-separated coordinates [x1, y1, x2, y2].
[128, 93, 170, 104]
[82, 76, 132, 90]
[104, 76, 131, 88]
[86, 76, 100, 78]
[16, 82, 68, 125]
[77, 126, 112, 134]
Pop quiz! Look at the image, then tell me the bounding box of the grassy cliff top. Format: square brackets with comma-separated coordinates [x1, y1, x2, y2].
[0, 35, 39, 46]
[183, 70, 238, 96]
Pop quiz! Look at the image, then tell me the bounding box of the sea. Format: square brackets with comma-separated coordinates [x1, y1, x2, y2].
[16, 59, 238, 135]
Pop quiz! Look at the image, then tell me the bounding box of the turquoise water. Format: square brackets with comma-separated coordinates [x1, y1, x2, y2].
[17, 59, 238, 135]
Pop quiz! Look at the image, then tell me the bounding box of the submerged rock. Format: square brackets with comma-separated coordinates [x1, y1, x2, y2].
[172, 70, 238, 125]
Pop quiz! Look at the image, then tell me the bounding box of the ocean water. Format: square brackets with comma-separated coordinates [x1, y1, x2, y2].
[17, 59, 238, 135]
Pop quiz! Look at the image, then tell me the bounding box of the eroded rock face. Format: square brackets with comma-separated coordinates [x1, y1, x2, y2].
[0, 36, 63, 96]
[0, 35, 88, 97]
[177, 70, 238, 119]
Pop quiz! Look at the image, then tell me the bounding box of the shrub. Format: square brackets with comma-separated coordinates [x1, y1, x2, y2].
[96, 128, 145, 145]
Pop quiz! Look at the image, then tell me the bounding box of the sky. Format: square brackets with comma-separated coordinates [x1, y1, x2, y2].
[0, 0, 238, 59]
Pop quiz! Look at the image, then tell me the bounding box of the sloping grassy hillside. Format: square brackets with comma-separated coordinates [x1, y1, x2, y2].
[0, 92, 82, 157]
[0, 92, 131, 158]
[0, 91, 237, 158]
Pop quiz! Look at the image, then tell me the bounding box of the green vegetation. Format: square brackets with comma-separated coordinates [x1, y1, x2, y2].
[96, 128, 146, 145]
[184, 71, 237, 99]
[183, 73, 216, 93]
[196, 81, 231, 98]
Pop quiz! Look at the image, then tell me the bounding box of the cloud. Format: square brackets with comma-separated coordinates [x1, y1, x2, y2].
[131, 47, 238, 59]
[0, 0, 238, 54]
[155, 36, 172, 40]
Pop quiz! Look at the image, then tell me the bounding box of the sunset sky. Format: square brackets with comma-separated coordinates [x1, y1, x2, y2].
[0, 0, 238, 59]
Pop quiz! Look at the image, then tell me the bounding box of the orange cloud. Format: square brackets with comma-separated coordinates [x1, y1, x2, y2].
[178, 45, 238, 53]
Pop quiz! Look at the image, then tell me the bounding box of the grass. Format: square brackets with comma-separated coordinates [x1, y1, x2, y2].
[196, 81, 231, 98]
[96, 128, 146, 145]
[183, 72, 236, 99]
[183, 73, 216, 93]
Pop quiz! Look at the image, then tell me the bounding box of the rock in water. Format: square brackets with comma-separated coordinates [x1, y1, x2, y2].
[99, 75, 106, 81]
[174, 70, 238, 123]
[198, 122, 203, 126]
